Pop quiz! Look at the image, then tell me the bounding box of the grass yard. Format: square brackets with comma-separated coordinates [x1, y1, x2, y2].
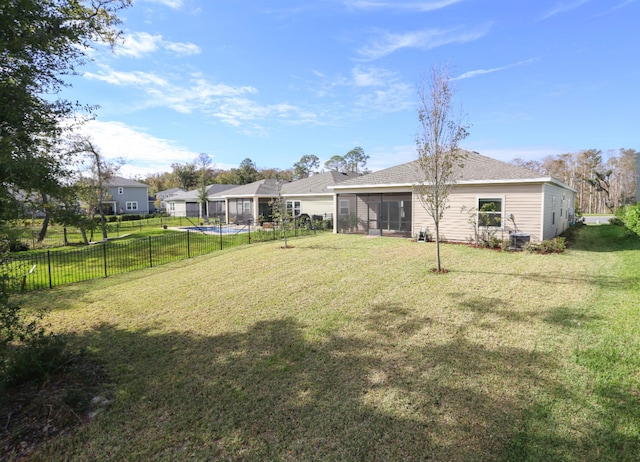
[10, 225, 640, 461]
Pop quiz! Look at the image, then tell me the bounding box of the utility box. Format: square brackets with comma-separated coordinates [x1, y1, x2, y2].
[509, 233, 530, 250]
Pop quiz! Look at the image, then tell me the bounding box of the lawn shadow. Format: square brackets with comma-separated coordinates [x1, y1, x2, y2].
[33, 314, 569, 461]
[568, 224, 640, 253]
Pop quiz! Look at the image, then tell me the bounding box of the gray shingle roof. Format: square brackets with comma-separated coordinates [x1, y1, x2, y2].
[169, 184, 237, 201]
[220, 179, 279, 197]
[282, 171, 360, 195]
[106, 176, 148, 188]
[334, 150, 547, 188]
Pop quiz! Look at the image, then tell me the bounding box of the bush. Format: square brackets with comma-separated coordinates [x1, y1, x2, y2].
[525, 237, 567, 254]
[1, 239, 70, 391]
[620, 204, 640, 237]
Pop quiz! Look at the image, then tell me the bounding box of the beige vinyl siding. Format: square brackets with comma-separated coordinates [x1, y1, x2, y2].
[542, 183, 575, 240]
[171, 201, 187, 217]
[286, 195, 334, 217]
[413, 183, 545, 243]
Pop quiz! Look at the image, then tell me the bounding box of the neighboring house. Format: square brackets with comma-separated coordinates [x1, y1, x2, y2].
[155, 187, 184, 213]
[104, 176, 150, 215]
[220, 179, 279, 224]
[221, 173, 360, 225]
[281, 171, 360, 220]
[331, 150, 577, 243]
[166, 173, 358, 225]
[167, 185, 237, 219]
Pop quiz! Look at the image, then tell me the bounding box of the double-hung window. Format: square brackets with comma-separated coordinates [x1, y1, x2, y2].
[118, 187, 124, 195]
[339, 199, 350, 215]
[126, 201, 138, 211]
[286, 200, 301, 216]
[477, 198, 502, 228]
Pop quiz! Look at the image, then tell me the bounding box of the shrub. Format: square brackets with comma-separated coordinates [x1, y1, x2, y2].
[0, 239, 70, 391]
[525, 237, 567, 254]
[620, 204, 640, 237]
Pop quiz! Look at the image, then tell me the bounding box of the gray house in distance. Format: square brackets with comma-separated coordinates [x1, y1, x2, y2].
[104, 176, 150, 215]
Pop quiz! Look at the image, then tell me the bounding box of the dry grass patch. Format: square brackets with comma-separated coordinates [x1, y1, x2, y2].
[6, 229, 637, 461]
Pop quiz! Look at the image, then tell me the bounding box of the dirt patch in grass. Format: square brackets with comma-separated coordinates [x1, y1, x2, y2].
[0, 355, 110, 460]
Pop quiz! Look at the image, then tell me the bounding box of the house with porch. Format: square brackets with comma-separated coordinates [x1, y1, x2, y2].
[331, 150, 576, 243]
[104, 177, 150, 215]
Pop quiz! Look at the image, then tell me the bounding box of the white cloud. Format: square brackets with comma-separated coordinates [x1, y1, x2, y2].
[76, 120, 200, 178]
[85, 68, 169, 86]
[84, 66, 316, 133]
[356, 25, 490, 60]
[345, 0, 464, 11]
[452, 58, 539, 80]
[115, 32, 201, 58]
[540, 0, 590, 19]
[137, 0, 184, 9]
[164, 42, 201, 56]
[313, 66, 414, 115]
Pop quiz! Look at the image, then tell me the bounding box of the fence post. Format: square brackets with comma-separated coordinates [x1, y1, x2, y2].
[148, 236, 153, 268]
[187, 230, 191, 258]
[248, 224, 251, 244]
[47, 250, 52, 289]
[103, 243, 108, 278]
[219, 225, 223, 250]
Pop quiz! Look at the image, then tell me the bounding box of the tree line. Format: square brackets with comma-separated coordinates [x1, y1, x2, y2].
[510, 148, 637, 214]
[142, 147, 370, 195]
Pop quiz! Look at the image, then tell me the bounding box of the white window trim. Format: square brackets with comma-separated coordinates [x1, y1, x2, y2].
[339, 199, 350, 215]
[126, 201, 138, 211]
[476, 196, 505, 229]
[286, 200, 301, 216]
[118, 187, 124, 195]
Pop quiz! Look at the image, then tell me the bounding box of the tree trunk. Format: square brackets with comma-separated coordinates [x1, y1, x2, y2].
[435, 223, 441, 272]
[80, 227, 89, 245]
[36, 193, 49, 243]
[36, 215, 50, 243]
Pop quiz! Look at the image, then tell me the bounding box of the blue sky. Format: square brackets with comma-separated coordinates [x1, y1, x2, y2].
[66, 0, 639, 178]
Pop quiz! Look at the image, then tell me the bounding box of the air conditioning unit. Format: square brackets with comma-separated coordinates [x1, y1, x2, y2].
[509, 233, 530, 250]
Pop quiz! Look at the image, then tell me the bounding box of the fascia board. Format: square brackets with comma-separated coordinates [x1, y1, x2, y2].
[331, 177, 577, 193]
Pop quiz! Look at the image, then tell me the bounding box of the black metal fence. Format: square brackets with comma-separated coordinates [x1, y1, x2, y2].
[2, 223, 320, 293]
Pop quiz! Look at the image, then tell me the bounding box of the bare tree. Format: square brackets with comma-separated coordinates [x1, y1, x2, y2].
[269, 179, 291, 248]
[414, 64, 469, 272]
[72, 136, 122, 241]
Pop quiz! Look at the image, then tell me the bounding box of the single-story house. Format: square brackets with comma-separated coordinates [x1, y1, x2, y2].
[166, 172, 360, 225]
[167, 184, 237, 218]
[219, 179, 278, 224]
[155, 187, 185, 213]
[331, 150, 577, 243]
[280, 171, 360, 221]
[104, 176, 150, 215]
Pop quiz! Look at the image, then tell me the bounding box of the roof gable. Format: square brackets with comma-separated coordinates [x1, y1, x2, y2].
[106, 176, 148, 188]
[221, 179, 279, 197]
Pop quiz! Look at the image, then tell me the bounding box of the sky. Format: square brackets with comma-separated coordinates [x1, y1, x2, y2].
[64, 0, 640, 179]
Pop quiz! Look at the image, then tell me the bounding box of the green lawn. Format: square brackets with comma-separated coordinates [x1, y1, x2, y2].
[15, 225, 640, 461]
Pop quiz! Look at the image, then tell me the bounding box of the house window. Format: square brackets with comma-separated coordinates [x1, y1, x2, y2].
[118, 187, 124, 195]
[169, 202, 175, 212]
[243, 200, 251, 215]
[339, 199, 350, 215]
[126, 201, 138, 211]
[286, 200, 301, 216]
[477, 198, 502, 228]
